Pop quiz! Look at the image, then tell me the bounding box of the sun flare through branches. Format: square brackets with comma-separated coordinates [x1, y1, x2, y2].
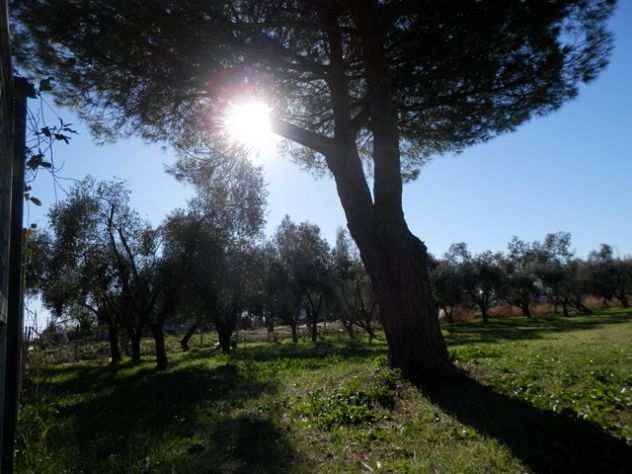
[223, 99, 277, 155]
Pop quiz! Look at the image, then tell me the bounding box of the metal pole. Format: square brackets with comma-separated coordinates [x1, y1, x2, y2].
[1, 77, 28, 474]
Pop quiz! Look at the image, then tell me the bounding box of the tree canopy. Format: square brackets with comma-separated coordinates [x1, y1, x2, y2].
[13, 0, 615, 174]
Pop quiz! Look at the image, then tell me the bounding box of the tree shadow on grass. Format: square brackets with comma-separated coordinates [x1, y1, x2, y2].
[185, 414, 297, 474]
[444, 314, 631, 346]
[229, 338, 386, 365]
[418, 370, 632, 474]
[41, 363, 297, 473]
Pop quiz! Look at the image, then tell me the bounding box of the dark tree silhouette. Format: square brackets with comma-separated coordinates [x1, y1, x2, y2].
[13, 0, 616, 378]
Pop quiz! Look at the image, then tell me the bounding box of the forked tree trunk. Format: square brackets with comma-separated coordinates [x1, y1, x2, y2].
[107, 321, 121, 365]
[150, 322, 168, 370]
[274, 4, 452, 381]
[316, 120, 451, 380]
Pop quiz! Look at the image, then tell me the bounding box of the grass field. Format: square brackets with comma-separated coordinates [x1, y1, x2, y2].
[16, 309, 632, 473]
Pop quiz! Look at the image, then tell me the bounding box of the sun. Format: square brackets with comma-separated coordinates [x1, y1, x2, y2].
[224, 99, 276, 152]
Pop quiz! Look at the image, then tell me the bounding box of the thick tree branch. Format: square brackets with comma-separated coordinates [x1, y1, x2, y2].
[271, 119, 335, 154]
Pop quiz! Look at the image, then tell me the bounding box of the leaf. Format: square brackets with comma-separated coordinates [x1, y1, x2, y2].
[30, 197, 42, 206]
[53, 133, 71, 144]
[27, 154, 44, 169]
[39, 78, 53, 92]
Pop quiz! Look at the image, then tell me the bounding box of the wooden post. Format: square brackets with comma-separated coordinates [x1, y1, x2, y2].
[1, 77, 29, 474]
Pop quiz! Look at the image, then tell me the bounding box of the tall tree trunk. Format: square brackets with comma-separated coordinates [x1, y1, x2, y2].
[277, 4, 452, 381]
[180, 321, 198, 351]
[107, 321, 121, 365]
[150, 322, 168, 370]
[129, 328, 142, 363]
[319, 110, 450, 380]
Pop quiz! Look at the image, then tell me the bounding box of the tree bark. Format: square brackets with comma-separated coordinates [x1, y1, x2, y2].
[150, 322, 168, 370]
[520, 301, 532, 318]
[180, 321, 198, 351]
[369, 235, 451, 379]
[481, 305, 489, 324]
[290, 321, 298, 343]
[441, 305, 454, 323]
[129, 329, 142, 363]
[107, 321, 121, 365]
[343, 320, 355, 339]
[216, 321, 232, 354]
[573, 299, 592, 315]
[310, 316, 318, 342]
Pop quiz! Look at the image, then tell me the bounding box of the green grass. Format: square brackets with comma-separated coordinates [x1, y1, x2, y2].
[17, 309, 632, 473]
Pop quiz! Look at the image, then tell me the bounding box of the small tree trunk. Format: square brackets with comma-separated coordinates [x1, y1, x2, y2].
[266, 316, 276, 342]
[618, 294, 630, 309]
[180, 322, 198, 351]
[290, 321, 298, 343]
[216, 321, 232, 354]
[310, 316, 318, 342]
[366, 324, 375, 344]
[107, 321, 121, 364]
[575, 299, 593, 314]
[521, 302, 532, 318]
[443, 306, 454, 323]
[344, 321, 355, 339]
[562, 302, 569, 318]
[481, 305, 488, 324]
[150, 322, 168, 370]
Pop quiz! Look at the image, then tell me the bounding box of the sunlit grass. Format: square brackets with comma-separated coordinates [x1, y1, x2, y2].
[17, 310, 632, 473]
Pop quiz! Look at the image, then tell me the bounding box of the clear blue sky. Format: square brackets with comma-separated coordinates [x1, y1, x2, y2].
[28, 2, 632, 261]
